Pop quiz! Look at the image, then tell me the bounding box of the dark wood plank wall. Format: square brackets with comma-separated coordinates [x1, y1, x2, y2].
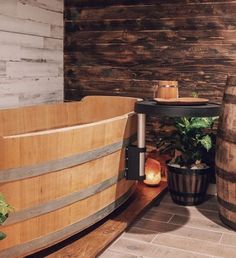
[64, 0, 236, 144]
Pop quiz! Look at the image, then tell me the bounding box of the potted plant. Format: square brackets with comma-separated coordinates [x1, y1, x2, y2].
[0, 193, 13, 240]
[157, 116, 217, 205]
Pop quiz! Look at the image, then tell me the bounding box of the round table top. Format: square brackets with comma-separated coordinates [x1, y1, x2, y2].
[135, 100, 220, 117]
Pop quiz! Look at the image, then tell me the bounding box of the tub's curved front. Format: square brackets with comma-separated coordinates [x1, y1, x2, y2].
[0, 96, 138, 258]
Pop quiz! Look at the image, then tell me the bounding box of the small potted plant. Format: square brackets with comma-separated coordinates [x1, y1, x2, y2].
[0, 193, 13, 240]
[157, 116, 217, 205]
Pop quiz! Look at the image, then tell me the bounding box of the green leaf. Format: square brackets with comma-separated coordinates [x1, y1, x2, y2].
[189, 117, 214, 129]
[182, 117, 190, 128]
[0, 194, 5, 202]
[0, 231, 6, 240]
[192, 92, 199, 98]
[0, 200, 11, 217]
[0, 193, 13, 222]
[156, 115, 216, 166]
[176, 118, 190, 134]
[0, 213, 7, 224]
[0, 194, 13, 240]
[199, 135, 212, 151]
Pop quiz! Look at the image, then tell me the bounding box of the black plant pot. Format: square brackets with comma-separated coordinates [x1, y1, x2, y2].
[167, 164, 211, 206]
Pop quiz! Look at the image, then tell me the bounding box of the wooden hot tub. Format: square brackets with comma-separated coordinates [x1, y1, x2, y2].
[0, 96, 138, 257]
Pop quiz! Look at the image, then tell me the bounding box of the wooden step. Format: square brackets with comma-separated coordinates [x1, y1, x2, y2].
[28, 181, 167, 258]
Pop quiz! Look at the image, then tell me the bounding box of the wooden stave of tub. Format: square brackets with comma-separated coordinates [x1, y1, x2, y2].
[216, 75, 236, 229]
[0, 96, 138, 257]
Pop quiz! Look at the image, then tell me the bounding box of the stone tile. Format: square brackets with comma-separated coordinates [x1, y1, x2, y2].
[134, 219, 222, 243]
[196, 201, 219, 212]
[122, 227, 157, 243]
[110, 238, 212, 258]
[152, 203, 220, 222]
[220, 233, 236, 247]
[99, 192, 236, 258]
[161, 193, 171, 201]
[169, 214, 233, 233]
[153, 233, 236, 258]
[142, 210, 173, 222]
[98, 249, 138, 258]
[162, 194, 219, 212]
[206, 195, 218, 203]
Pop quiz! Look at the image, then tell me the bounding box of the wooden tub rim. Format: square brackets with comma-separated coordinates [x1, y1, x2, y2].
[4, 111, 136, 139]
[0, 95, 141, 137]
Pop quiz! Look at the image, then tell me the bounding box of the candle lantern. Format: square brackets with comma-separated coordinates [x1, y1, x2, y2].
[144, 158, 161, 186]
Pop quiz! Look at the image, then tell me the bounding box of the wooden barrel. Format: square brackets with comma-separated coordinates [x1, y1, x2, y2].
[0, 96, 138, 257]
[216, 75, 236, 229]
[167, 165, 211, 206]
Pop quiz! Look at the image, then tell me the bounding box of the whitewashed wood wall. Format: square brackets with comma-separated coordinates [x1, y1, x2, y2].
[0, 0, 64, 108]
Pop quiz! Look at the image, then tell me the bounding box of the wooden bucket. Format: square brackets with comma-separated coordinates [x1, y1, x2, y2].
[167, 165, 211, 206]
[0, 96, 138, 257]
[154, 81, 179, 99]
[216, 75, 236, 229]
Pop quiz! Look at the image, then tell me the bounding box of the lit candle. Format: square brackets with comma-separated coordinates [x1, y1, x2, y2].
[144, 158, 161, 186]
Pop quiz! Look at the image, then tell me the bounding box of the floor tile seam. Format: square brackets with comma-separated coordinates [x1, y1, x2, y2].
[108, 246, 144, 258]
[168, 214, 222, 225]
[218, 241, 236, 249]
[185, 206, 219, 213]
[150, 232, 160, 244]
[121, 234, 158, 244]
[160, 215, 221, 224]
[218, 233, 224, 244]
[150, 230, 225, 247]
[141, 218, 232, 234]
[101, 248, 138, 258]
[104, 247, 136, 258]
[151, 235, 236, 257]
[166, 213, 175, 223]
[150, 238, 224, 258]
[129, 226, 159, 234]
[158, 219, 233, 234]
[150, 208, 220, 221]
[142, 214, 175, 224]
[110, 237, 217, 258]
[152, 205, 219, 215]
[133, 223, 223, 243]
[119, 227, 160, 243]
[109, 231, 128, 247]
[159, 202, 219, 213]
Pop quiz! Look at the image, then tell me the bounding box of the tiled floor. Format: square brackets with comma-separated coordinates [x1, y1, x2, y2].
[98, 193, 236, 258]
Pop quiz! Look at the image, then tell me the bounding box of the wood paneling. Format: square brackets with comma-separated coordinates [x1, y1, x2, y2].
[64, 0, 234, 144]
[0, 0, 63, 108]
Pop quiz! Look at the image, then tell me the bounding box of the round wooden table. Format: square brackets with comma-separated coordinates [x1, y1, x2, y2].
[134, 100, 220, 179]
